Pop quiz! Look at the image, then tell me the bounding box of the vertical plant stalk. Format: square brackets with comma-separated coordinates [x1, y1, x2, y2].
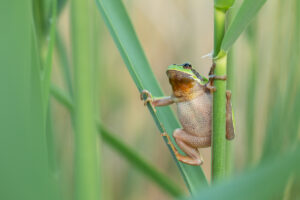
[245, 24, 258, 165]
[212, 7, 228, 181]
[225, 50, 234, 176]
[71, 0, 101, 199]
[224, 8, 236, 177]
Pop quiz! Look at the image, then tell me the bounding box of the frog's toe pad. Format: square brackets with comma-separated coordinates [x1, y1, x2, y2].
[140, 89, 152, 99]
[140, 90, 153, 106]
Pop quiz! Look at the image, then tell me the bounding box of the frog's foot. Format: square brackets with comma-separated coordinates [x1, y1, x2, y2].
[226, 90, 235, 140]
[206, 74, 227, 93]
[208, 74, 227, 81]
[140, 89, 153, 106]
[209, 63, 226, 80]
[176, 152, 203, 166]
[160, 132, 203, 166]
[172, 129, 210, 166]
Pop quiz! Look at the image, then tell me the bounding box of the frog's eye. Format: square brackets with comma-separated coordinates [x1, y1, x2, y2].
[182, 63, 192, 69]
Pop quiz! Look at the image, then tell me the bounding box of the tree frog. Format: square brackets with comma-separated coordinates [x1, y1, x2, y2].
[140, 63, 234, 165]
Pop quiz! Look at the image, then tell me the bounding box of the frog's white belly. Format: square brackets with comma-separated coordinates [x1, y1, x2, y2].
[176, 94, 212, 136]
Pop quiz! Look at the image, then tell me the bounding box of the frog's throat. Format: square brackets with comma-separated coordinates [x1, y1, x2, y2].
[171, 80, 204, 101]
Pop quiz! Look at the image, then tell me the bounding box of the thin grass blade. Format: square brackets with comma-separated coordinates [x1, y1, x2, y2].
[41, 0, 57, 113]
[221, 0, 268, 52]
[50, 84, 184, 197]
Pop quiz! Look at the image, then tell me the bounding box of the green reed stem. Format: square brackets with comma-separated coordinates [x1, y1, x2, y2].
[212, 7, 228, 182]
[71, 0, 101, 199]
[225, 49, 234, 177]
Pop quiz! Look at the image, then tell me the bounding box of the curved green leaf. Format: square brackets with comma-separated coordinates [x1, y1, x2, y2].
[221, 0, 267, 52]
[95, 0, 207, 193]
[187, 145, 300, 200]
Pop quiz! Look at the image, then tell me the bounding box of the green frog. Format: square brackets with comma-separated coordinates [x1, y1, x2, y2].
[141, 63, 234, 165]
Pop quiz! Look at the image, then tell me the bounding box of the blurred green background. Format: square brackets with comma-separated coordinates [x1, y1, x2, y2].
[0, 0, 299, 200]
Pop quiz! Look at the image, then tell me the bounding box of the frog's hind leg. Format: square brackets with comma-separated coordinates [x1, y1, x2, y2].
[226, 91, 235, 140]
[172, 129, 211, 166]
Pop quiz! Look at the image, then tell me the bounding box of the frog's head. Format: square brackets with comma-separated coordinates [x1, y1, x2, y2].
[167, 62, 207, 84]
[166, 63, 208, 97]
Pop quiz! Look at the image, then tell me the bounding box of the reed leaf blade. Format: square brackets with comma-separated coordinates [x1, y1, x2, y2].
[221, 0, 267, 52]
[95, 0, 208, 193]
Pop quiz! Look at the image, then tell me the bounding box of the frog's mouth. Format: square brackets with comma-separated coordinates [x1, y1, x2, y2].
[166, 70, 195, 82]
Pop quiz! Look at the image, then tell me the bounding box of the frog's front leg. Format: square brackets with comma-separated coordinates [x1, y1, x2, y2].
[226, 91, 235, 140]
[140, 89, 175, 107]
[172, 129, 211, 166]
[206, 62, 227, 92]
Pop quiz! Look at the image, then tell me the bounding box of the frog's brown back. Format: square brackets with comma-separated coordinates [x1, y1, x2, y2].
[176, 91, 212, 137]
